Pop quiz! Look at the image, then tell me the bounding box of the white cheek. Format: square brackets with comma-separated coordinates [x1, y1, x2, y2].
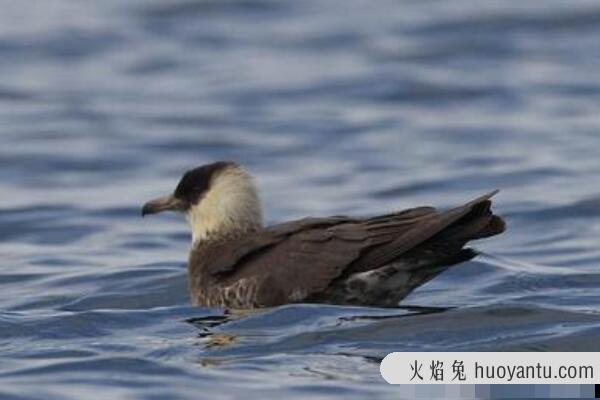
[184, 167, 263, 243]
[187, 205, 209, 242]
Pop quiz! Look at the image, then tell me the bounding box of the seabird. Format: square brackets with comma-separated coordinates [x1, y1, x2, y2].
[142, 161, 506, 309]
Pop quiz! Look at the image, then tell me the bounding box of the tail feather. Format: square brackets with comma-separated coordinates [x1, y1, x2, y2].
[436, 247, 478, 267]
[404, 196, 505, 272]
[472, 215, 506, 239]
[437, 198, 505, 242]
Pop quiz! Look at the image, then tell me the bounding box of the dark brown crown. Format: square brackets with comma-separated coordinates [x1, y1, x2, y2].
[174, 161, 238, 209]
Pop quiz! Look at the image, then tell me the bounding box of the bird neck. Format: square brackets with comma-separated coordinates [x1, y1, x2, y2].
[186, 169, 263, 244]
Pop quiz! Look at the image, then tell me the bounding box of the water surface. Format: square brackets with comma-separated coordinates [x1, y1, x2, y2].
[1, 1, 600, 398]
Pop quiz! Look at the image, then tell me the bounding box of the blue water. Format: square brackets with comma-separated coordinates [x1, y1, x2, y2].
[1, 0, 600, 398]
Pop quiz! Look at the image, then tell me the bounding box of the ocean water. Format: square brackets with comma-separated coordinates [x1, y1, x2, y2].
[1, 0, 600, 398]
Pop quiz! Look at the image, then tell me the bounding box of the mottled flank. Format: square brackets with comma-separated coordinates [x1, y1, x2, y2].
[324, 249, 477, 307]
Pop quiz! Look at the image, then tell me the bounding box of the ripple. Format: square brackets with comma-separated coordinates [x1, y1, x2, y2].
[0, 205, 102, 244]
[1, 0, 600, 398]
[413, 7, 600, 36]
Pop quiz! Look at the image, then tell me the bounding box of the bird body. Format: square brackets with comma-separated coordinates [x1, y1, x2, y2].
[142, 162, 505, 309]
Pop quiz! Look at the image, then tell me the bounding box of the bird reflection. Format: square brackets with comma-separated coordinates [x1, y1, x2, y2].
[186, 304, 451, 351]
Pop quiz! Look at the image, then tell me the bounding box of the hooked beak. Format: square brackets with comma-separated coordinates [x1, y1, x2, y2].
[141, 195, 185, 217]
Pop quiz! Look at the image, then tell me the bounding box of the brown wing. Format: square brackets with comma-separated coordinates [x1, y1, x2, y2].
[204, 216, 357, 276]
[207, 191, 501, 306]
[353, 190, 501, 269]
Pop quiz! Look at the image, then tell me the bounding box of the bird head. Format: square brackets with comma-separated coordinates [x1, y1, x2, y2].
[142, 161, 263, 242]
